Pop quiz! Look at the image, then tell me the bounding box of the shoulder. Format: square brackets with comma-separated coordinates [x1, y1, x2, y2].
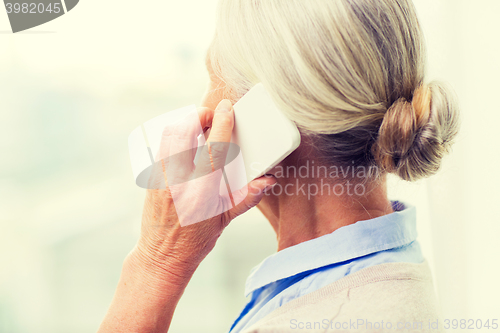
[242, 261, 445, 333]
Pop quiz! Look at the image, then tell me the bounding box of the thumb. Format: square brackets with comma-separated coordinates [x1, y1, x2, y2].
[207, 99, 234, 145]
[228, 176, 278, 220]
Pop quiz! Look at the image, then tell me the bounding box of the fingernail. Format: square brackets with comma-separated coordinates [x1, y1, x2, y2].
[264, 183, 277, 193]
[216, 99, 232, 113]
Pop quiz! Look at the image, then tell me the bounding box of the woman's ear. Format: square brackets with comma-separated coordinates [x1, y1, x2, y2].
[201, 78, 225, 111]
[201, 49, 226, 110]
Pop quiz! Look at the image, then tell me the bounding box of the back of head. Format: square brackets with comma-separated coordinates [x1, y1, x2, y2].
[209, 0, 460, 182]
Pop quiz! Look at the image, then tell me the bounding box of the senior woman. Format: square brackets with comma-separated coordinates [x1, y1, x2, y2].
[99, 0, 459, 332]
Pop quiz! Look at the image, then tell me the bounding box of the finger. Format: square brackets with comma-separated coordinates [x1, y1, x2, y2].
[228, 176, 278, 220]
[166, 111, 204, 182]
[157, 107, 209, 161]
[195, 100, 234, 177]
[207, 99, 234, 145]
[197, 107, 214, 133]
[173, 107, 213, 168]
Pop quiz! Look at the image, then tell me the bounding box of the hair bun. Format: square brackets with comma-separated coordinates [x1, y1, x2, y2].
[372, 82, 460, 181]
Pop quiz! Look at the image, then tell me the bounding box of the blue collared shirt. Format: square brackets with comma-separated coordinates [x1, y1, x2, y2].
[228, 201, 424, 333]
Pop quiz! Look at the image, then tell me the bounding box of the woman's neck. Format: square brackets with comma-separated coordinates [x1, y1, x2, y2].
[256, 151, 394, 251]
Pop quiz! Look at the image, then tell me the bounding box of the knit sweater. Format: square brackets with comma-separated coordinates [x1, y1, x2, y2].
[241, 261, 444, 333]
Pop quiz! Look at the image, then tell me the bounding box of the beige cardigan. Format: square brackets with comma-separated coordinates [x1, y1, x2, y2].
[241, 261, 444, 333]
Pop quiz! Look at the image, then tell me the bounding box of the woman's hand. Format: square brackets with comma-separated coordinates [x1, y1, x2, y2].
[132, 99, 277, 282]
[98, 99, 277, 333]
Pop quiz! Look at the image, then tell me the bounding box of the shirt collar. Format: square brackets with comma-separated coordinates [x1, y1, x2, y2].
[244, 200, 417, 296]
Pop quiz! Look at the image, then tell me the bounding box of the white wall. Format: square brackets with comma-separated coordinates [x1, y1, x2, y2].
[413, 0, 500, 322]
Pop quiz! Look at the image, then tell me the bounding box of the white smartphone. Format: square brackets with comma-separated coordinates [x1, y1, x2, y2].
[228, 83, 301, 182]
[129, 83, 300, 190]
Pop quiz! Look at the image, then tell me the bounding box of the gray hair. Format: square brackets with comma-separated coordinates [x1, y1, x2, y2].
[209, 0, 460, 181]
